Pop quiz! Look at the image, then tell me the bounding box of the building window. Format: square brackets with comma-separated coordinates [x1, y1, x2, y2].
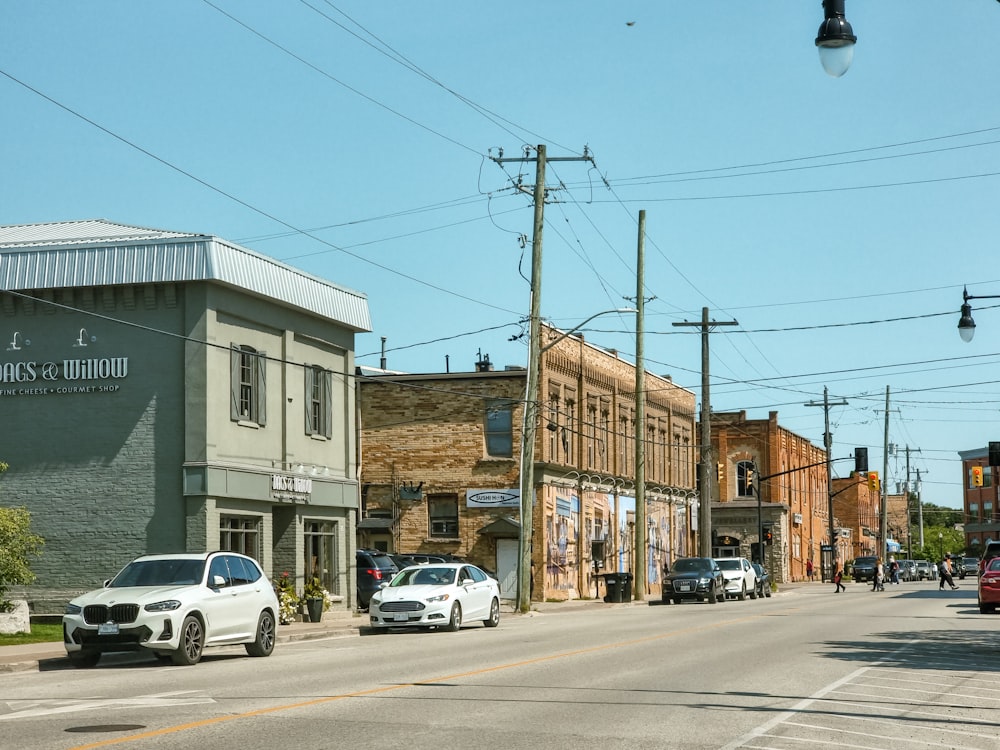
[304, 365, 333, 438]
[220, 515, 260, 559]
[428, 494, 459, 538]
[737, 460, 756, 497]
[304, 519, 340, 595]
[230, 344, 267, 425]
[485, 399, 513, 457]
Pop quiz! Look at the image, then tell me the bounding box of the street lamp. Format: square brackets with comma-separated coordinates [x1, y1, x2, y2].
[815, 0, 856, 78]
[517, 307, 637, 613]
[957, 286, 1000, 342]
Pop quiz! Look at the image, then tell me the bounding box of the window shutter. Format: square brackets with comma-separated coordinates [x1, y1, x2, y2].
[322, 370, 333, 439]
[230, 345, 240, 421]
[256, 350, 267, 426]
[303, 365, 315, 435]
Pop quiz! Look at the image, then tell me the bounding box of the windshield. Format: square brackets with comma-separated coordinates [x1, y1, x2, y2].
[716, 560, 741, 571]
[673, 558, 710, 573]
[111, 559, 205, 587]
[391, 567, 456, 587]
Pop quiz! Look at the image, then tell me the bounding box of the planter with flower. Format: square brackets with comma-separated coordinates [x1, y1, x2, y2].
[273, 572, 300, 625]
[302, 577, 330, 623]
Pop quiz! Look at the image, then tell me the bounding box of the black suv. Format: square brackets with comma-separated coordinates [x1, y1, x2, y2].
[356, 549, 398, 610]
[662, 557, 726, 604]
[852, 556, 877, 582]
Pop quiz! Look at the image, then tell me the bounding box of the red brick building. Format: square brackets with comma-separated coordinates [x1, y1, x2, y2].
[711, 411, 830, 583]
[959, 447, 998, 551]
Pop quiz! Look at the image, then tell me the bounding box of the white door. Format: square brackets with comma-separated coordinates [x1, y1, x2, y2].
[496, 539, 518, 600]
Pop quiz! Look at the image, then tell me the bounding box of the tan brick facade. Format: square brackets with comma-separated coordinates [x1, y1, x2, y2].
[359, 326, 698, 602]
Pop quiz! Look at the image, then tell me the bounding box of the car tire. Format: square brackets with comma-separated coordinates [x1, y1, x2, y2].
[662, 595, 671, 604]
[981, 602, 995, 614]
[738, 584, 747, 601]
[445, 602, 462, 632]
[483, 598, 500, 628]
[708, 587, 717, 604]
[749, 585, 758, 600]
[172, 615, 205, 666]
[69, 650, 101, 668]
[245, 610, 276, 657]
[672, 597, 681, 605]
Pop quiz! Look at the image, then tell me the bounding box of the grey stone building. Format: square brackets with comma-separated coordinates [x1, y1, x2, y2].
[0, 220, 370, 613]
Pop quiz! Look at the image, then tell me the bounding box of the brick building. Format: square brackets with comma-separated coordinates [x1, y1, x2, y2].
[0, 220, 370, 612]
[831, 474, 882, 560]
[711, 411, 830, 583]
[358, 325, 698, 602]
[959, 447, 998, 550]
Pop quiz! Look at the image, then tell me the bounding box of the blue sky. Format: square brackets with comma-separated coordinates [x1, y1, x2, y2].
[4, 2, 1000, 512]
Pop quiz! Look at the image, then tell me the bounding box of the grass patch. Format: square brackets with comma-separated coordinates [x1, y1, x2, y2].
[0, 622, 62, 646]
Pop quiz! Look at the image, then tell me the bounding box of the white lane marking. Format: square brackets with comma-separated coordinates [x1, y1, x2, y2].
[0, 691, 214, 720]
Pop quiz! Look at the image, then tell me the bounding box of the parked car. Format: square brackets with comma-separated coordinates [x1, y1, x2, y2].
[63, 551, 279, 668]
[978, 557, 1000, 613]
[368, 563, 501, 631]
[914, 559, 937, 581]
[897, 560, 917, 582]
[714, 557, 758, 600]
[956, 557, 979, 579]
[662, 557, 726, 604]
[980, 541, 1000, 575]
[357, 549, 399, 610]
[852, 556, 877, 583]
[751, 562, 772, 598]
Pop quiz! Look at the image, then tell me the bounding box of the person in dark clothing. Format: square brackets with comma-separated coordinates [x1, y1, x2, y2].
[938, 556, 958, 590]
[833, 566, 846, 593]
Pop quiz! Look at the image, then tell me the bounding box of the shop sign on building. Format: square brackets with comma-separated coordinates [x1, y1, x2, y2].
[466, 488, 519, 508]
[271, 474, 313, 503]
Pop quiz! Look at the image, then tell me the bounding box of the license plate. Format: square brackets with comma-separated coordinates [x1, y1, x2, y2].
[392, 613, 409, 622]
[98, 622, 119, 636]
[678, 582, 693, 592]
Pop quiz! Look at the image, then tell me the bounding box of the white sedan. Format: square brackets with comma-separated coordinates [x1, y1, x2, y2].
[714, 557, 759, 601]
[368, 563, 501, 631]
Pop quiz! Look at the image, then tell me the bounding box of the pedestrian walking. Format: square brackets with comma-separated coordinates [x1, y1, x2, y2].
[871, 558, 885, 591]
[938, 555, 958, 590]
[833, 566, 846, 593]
[806, 559, 814, 581]
[889, 556, 900, 585]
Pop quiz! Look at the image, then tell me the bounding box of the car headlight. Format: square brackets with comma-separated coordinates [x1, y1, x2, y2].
[65, 603, 82, 615]
[370, 594, 381, 606]
[426, 593, 451, 603]
[144, 600, 181, 612]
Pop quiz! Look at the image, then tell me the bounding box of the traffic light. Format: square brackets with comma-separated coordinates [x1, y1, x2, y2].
[990, 441, 1000, 467]
[762, 521, 773, 545]
[854, 447, 868, 473]
[972, 465, 984, 488]
[868, 472, 880, 492]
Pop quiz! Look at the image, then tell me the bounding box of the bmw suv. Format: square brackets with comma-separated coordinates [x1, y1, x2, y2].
[63, 551, 279, 667]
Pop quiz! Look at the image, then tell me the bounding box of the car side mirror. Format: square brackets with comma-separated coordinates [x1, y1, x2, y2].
[461, 578, 474, 587]
[211, 575, 227, 588]
[103, 579, 112, 588]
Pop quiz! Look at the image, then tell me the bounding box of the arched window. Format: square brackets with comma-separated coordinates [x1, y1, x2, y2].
[737, 460, 756, 497]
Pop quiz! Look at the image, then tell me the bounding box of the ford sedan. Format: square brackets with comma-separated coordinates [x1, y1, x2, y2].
[368, 563, 501, 631]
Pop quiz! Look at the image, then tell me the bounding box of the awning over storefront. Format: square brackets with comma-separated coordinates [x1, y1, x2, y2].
[477, 516, 520, 538]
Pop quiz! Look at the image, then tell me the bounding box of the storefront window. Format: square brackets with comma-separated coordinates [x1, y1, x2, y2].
[220, 515, 260, 560]
[304, 520, 340, 595]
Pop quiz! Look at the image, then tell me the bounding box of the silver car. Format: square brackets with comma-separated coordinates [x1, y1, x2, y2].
[713, 557, 758, 601]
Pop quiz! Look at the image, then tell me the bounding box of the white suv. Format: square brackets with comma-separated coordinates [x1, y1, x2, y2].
[713, 557, 759, 600]
[63, 551, 280, 667]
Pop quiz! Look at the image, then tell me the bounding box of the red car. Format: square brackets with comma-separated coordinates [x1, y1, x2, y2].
[978, 557, 1000, 614]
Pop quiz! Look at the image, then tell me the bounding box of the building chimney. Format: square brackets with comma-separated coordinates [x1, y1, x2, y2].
[475, 350, 494, 372]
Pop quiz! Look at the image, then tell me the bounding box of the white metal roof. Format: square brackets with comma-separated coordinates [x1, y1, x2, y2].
[0, 219, 371, 332]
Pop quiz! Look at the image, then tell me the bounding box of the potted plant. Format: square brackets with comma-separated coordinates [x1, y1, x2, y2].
[302, 576, 328, 623]
[273, 572, 299, 625]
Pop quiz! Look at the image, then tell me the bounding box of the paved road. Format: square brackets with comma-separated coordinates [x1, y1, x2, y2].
[2, 581, 996, 749]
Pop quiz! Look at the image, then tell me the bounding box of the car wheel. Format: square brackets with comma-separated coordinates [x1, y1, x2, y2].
[483, 598, 500, 628]
[662, 594, 671, 604]
[245, 610, 276, 657]
[445, 602, 462, 632]
[69, 650, 101, 668]
[708, 587, 717, 604]
[672, 597, 680, 605]
[172, 615, 205, 666]
[738, 584, 747, 601]
[749, 585, 758, 600]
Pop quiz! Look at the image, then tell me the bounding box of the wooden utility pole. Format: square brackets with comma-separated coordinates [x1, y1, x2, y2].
[490, 145, 595, 612]
[672, 309, 737, 557]
[633, 210, 647, 600]
[881, 386, 890, 562]
[806, 387, 848, 579]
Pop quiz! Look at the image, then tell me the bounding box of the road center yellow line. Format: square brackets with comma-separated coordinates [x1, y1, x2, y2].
[69, 611, 765, 749]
